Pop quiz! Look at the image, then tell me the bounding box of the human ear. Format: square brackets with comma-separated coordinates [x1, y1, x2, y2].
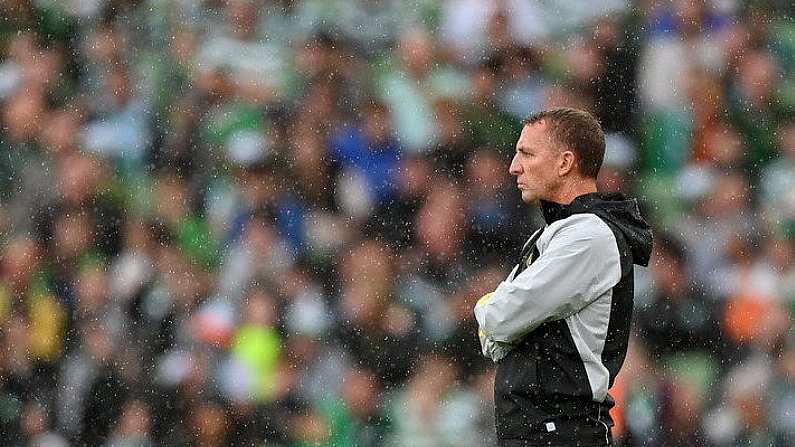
[559, 150, 575, 176]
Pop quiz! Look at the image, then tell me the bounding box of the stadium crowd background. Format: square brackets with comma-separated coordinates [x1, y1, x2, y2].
[1, 0, 795, 445]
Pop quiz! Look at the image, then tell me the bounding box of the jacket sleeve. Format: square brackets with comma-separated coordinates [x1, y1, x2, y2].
[474, 214, 622, 343]
[475, 293, 515, 361]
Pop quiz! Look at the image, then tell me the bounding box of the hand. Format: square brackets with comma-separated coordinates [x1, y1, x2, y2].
[478, 328, 514, 362]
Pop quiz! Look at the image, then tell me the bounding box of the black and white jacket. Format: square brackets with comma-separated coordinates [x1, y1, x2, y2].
[474, 192, 652, 442]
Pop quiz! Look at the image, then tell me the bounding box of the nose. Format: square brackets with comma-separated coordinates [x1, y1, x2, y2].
[509, 153, 521, 176]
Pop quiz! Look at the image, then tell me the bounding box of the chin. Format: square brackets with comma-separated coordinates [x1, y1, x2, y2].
[520, 191, 540, 204]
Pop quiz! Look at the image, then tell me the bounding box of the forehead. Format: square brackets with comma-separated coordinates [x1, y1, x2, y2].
[517, 121, 555, 147]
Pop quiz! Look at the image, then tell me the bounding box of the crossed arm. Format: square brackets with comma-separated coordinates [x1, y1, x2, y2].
[474, 216, 622, 359]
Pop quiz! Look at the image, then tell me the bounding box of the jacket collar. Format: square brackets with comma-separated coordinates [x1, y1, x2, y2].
[539, 192, 624, 224]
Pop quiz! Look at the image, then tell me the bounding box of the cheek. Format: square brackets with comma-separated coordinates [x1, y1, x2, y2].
[536, 157, 557, 177]
[525, 159, 543, 177]
[533, 163, 555, 185]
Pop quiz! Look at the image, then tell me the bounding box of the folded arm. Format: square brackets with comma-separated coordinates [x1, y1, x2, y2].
[475, 215, 622, 344]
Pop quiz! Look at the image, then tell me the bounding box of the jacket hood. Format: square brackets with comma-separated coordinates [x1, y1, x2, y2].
[540, 192, 653, 267]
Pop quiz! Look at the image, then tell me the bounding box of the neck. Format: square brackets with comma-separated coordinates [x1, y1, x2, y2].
[548, 178, 598, 205]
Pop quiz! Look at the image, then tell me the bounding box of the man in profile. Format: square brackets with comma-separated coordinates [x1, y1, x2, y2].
[475, 108, 653, 446]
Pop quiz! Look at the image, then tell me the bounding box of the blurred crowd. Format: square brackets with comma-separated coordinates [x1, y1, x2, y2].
[1, 0, 795, 446]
